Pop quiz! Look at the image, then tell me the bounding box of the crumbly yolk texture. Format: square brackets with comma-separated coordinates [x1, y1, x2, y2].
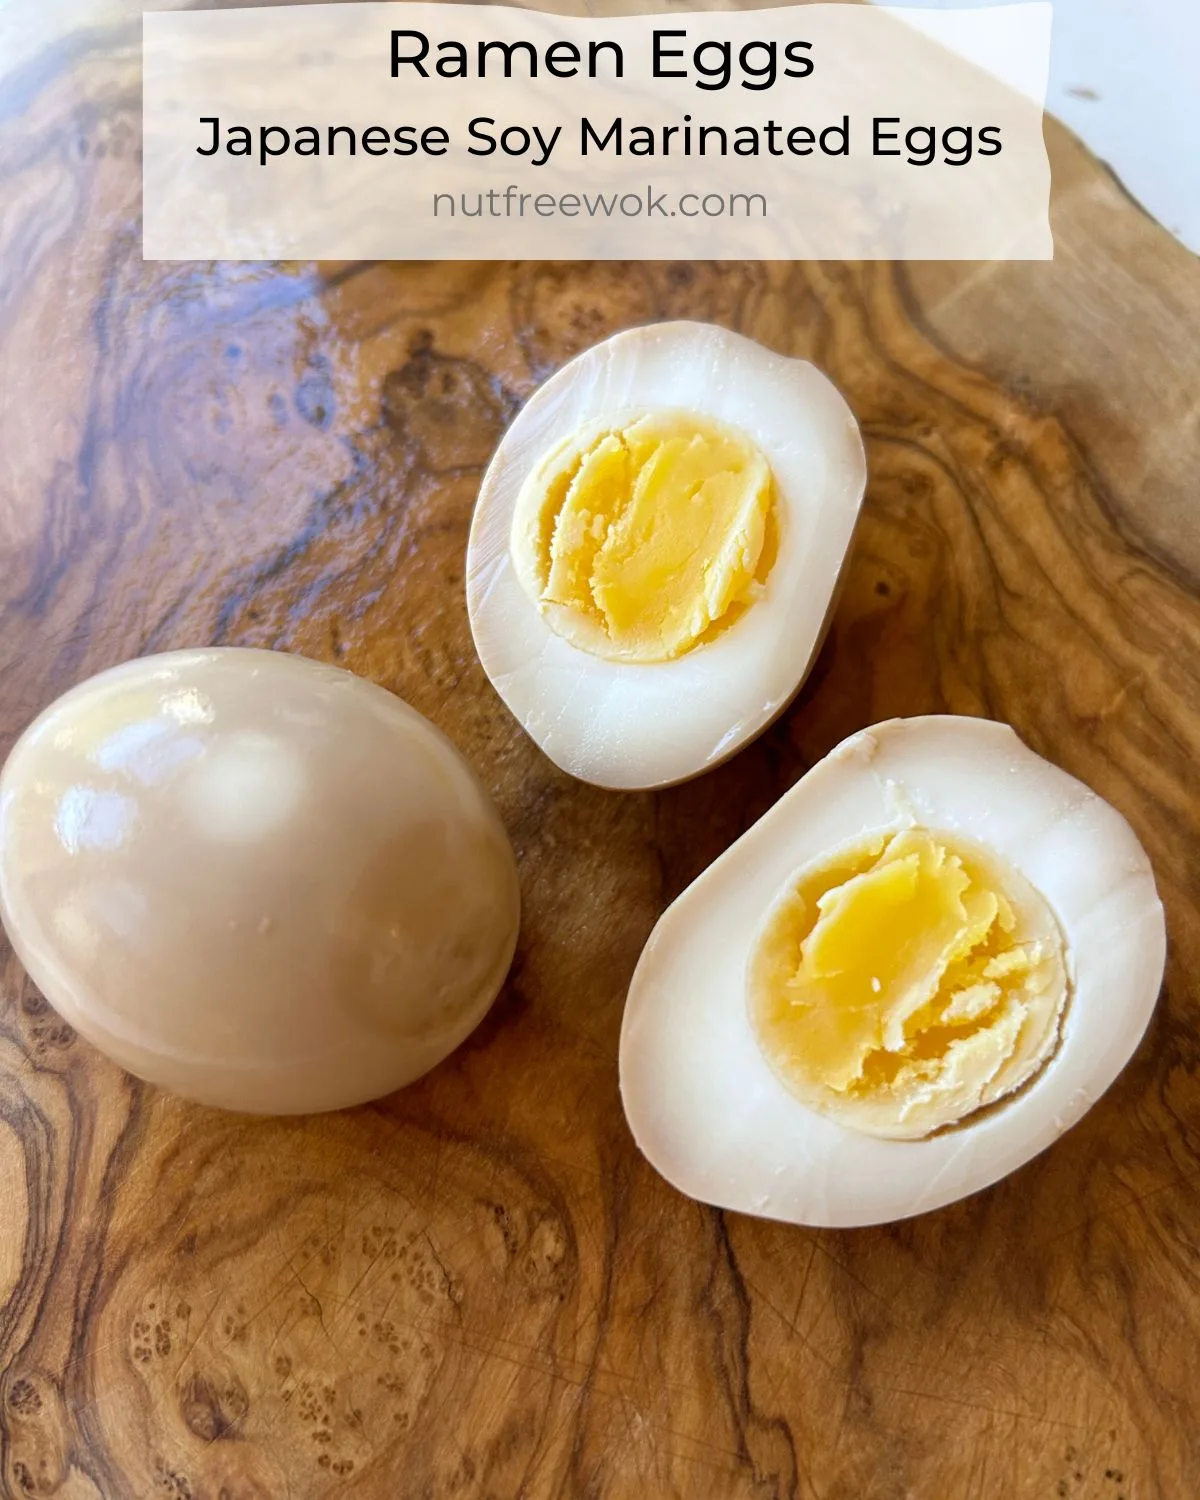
[511, 412, 777, 662]
[748, 828, 1070, 1139]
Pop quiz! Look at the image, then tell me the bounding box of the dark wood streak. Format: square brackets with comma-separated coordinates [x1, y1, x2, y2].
[2, 3, 1200, 1498]
[708, 1211, 800, 1500]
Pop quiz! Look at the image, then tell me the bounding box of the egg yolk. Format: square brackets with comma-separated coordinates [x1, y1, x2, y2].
[510, 412, 777, 662]
[748, 828, 1070, 1139]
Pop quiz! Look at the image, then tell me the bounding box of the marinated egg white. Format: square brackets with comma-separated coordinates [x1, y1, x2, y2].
[619, 717, 1165, 1227]
[0, 649, 520, 1114]
[467, 322, 867, 790]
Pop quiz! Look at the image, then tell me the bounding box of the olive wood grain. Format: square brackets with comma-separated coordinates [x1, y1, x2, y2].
[1, 4, 1198, 1498]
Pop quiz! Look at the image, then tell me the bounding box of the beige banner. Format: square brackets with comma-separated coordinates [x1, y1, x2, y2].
[143, 3, 1052, 260]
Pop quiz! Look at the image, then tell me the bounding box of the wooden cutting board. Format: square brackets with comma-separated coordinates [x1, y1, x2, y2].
[1, 6, 1198, 1499]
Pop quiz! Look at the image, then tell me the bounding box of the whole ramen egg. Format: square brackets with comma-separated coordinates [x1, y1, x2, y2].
[0, 649, 520, 1113]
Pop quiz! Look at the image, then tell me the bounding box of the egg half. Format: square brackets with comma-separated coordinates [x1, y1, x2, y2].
[619, 716, 1165, 1227]
[467, 322, 867, 789]
[0, 649, 520, 1114]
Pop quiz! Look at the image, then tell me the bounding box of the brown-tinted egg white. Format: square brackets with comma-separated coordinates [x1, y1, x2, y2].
[0, 649, 520, 1113]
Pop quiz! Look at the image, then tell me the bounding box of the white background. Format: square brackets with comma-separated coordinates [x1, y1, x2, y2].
[872, 0, 1200, 252]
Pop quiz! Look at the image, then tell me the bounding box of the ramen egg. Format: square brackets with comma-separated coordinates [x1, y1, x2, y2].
[0, 648, 520, 1113]
[467, 321, 867, 789]
[619, 716, 1165, 1226]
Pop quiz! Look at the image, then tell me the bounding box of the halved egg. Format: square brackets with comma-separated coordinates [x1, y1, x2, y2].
[619, 716, 1165, 1226]
[0, 648, 520, 1114]
[467, 322, 867, 789]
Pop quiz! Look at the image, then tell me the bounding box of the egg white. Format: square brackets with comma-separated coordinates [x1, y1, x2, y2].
[618, 716, 1166, 1227]
[466, 322, 867, 790]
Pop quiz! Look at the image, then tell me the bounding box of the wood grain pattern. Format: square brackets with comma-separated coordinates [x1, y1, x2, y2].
[2, 5, 1200, 1498]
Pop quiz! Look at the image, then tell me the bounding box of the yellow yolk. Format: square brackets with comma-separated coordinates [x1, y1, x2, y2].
[510, 412, 776, 662]
[748, 828, 1070, 1139]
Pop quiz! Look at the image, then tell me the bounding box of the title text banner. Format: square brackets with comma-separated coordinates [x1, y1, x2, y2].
[143, 3, 1052, 261]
